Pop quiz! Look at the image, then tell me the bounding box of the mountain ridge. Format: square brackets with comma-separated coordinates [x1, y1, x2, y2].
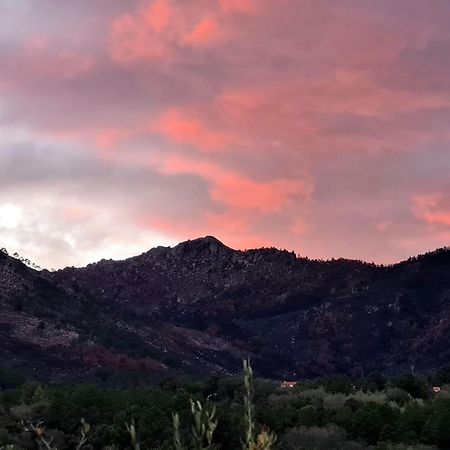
[7, 236, 448, 272]
[0, 237, 449, 384]
[42, 236, 450, 270]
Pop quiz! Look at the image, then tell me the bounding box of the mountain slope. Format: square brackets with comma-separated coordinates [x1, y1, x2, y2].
[1, 238, 450, 381]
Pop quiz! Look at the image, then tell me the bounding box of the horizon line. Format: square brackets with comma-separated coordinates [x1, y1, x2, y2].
[1, 235, 449, 272]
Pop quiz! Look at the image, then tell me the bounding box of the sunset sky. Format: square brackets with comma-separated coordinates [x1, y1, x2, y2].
[1, 0, 450, 269]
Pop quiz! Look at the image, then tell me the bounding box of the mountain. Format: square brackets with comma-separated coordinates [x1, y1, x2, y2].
[1, 237, 450, 383]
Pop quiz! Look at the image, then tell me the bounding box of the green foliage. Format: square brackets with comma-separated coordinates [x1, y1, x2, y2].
[241, 359, 276, 450]
[386, 388, 411, 406]
[171, 400, 217, 450]
[393, 376, 430, 400]
[350, 403, 399, 444]
[0, 369, 448, 449]
[189, 400, 217, 450]
[281, 424, 364, 450]
[169, 359, 275, 450]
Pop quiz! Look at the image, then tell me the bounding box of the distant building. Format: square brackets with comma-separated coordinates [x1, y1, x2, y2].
[281, 381, 298, 388]
[432, 386, 441, 393]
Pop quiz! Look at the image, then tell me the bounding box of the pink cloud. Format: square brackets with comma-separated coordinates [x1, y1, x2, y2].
[213, 74, 450, 155]
[92, 126, 142, 150]
[62, 207, 92, 223]
[109, 0, 184, 63]
[94, 129, 126, 150]
[110, 12, 169, 62]
[289, 217, 309, 236]
[143, 0, 174, 33]
[375, 221, 392, 232]
[4, 38, 95, 81]
[413, 194, 450, 227]
[205, 211, 250, 234]
[3, 0, 450, 267]
[140, 213, 272, 250]
[210, 174, 306, 213]
[219, 0, 257, 14]
[184, 17, 222, 46]
[157, 156, 313, 213]
[109, 0, 232, 63]
[155, 109, 232, 152]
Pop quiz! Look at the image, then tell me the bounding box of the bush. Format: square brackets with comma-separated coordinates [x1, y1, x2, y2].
[282, 425, 365, 450]
[393, 377, 429, 400]
[386, 388, 411, 406]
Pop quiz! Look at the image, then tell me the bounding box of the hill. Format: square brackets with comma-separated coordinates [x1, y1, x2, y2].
[1, 237, 449, 382]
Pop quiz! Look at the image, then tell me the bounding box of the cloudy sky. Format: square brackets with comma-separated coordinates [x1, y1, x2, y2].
[1, 0, 450, 269]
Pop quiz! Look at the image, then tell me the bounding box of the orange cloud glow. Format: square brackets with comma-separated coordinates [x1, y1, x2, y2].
[109, 0, 235, 63]
[413, 195, 450, 227]
[184, 17, 222, 46]
[155, 109, 232, 152]
[143, 0, 174, 33]
[110, 12, 169, 62]
[3, 0, 450, 267]
[158, 156, 313, 213]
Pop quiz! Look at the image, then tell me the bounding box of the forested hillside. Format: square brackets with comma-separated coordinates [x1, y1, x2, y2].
[1, 237, 450, 381]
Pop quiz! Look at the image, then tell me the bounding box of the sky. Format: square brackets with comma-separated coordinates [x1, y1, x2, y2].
[1, 0, 450, 269]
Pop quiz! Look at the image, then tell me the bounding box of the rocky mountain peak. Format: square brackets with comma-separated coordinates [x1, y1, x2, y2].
[171, 236, 231, 257]
[2, 240, 450, 381]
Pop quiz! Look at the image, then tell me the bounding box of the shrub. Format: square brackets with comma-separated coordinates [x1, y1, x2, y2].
[281, 425, 364, 450]
[386, 388, 411, 406]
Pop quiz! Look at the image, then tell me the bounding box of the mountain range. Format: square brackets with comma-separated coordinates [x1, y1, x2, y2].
[1, 236, 449, 384]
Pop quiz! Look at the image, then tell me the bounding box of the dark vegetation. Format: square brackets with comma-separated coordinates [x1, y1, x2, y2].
[1, 239, 450, 448]
[1, 237, 450, 382]
[1, 364, 450, 449]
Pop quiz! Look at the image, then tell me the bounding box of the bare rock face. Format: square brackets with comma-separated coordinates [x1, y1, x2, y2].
[1, 239, 450, 382]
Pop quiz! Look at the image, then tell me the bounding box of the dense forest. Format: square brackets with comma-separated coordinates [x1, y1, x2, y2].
[1, 363, 450, 449]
